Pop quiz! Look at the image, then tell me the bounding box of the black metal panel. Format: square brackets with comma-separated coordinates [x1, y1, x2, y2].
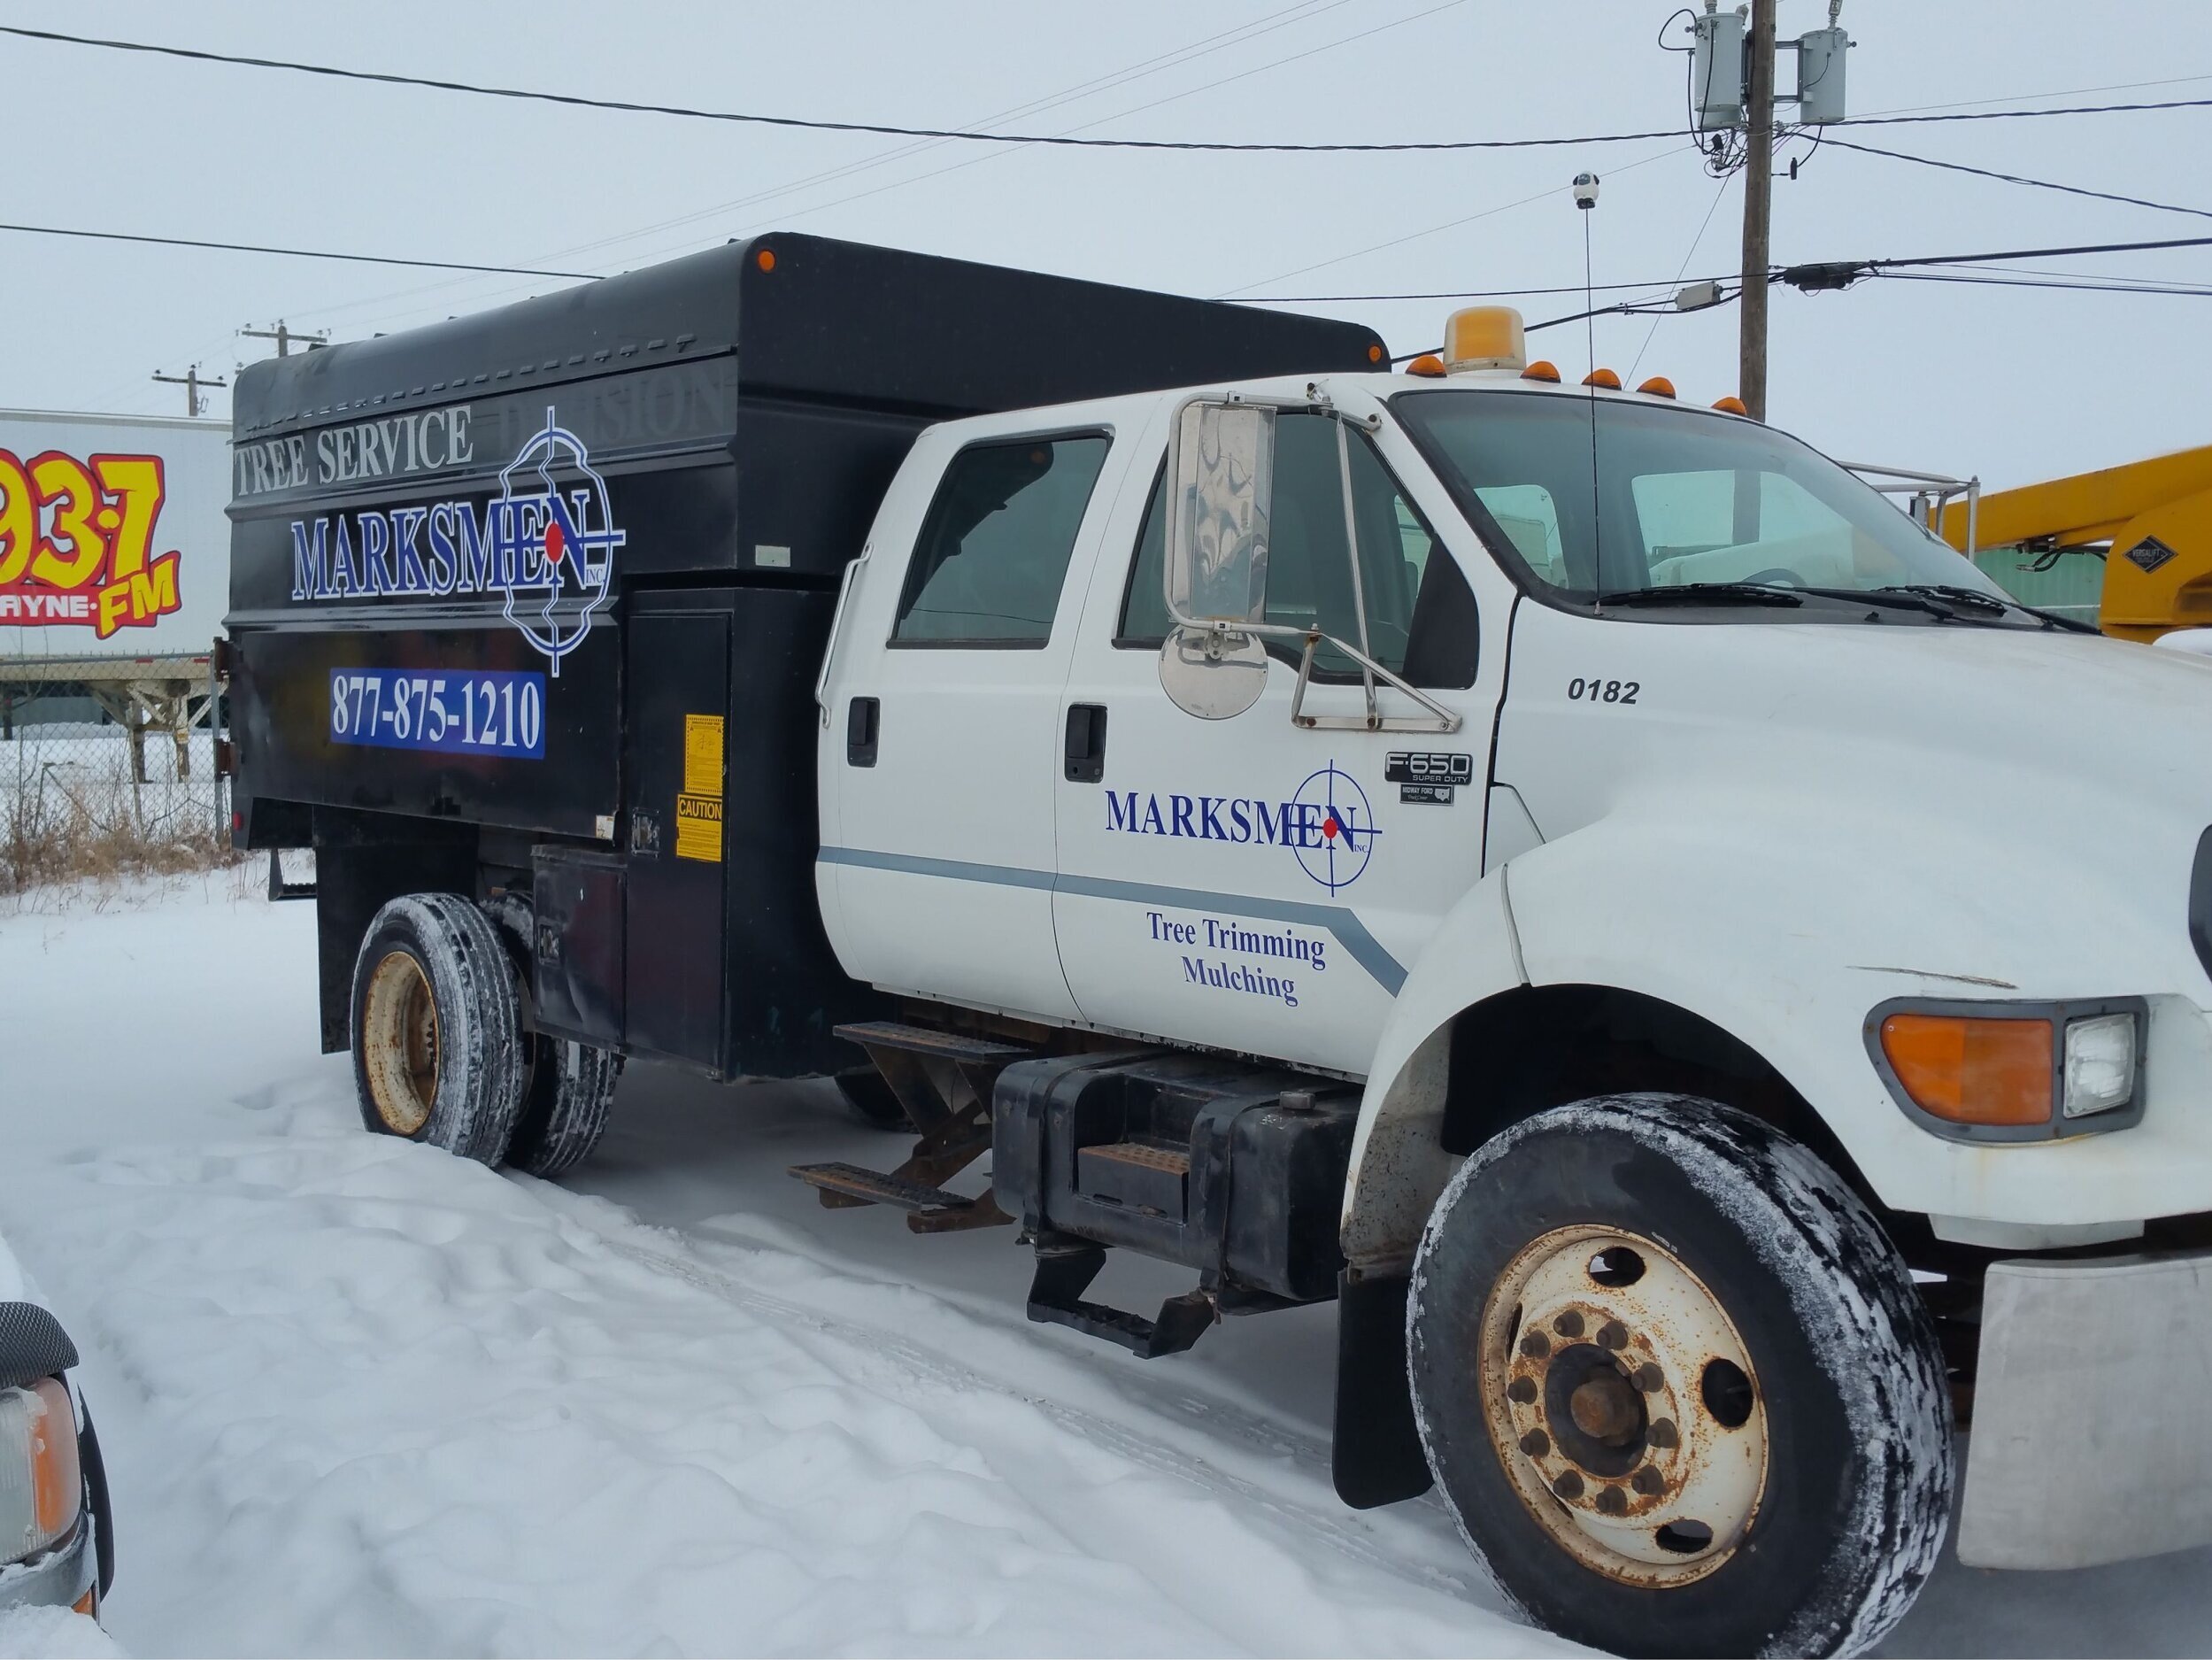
[721, 586, 881, 1077]
[230, 618, 616, 839]
[624, 601, 728, 1069]
[533, 846, 625, 1047]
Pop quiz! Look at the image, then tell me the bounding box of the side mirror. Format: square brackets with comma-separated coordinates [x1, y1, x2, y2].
[1160, 401, 1275, 720]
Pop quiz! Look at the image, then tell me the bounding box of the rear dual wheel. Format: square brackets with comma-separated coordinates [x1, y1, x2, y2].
[352, 892, 617, 1175]
[1408, 1095, 1953, 1659]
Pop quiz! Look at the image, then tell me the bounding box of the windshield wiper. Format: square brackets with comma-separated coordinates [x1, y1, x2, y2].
[1786, 585, 1974, 622]
[1879, 583, 2098, 632]
[1595, 583, 1805, 607]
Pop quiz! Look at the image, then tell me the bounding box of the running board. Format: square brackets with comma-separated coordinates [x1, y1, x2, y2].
[1025, 1239, 1217, 1358]
[788, 1161, 1012, 1234]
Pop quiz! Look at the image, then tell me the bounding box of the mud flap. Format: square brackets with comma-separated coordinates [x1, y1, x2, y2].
[1333, 1269, 1434, 1509]
[1960, 1249, 2212, 1569]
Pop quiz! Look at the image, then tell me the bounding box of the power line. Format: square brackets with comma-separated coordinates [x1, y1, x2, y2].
[0, 221, 598, 280]
[1822, 135, 2212, 222]
[9, 25, 2212, 153]
[1877, 270, 2212, 298]
[1247, 274, 1732, 302]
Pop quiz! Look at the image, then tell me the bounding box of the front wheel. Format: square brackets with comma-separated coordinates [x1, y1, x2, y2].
[1407, 1094, 1952, 1659]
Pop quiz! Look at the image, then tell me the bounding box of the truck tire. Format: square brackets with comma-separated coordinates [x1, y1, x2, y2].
[505, 1038, 621, 1178]
[351, 893, 528, 1167]
[1407, 1094, 1952, 1660]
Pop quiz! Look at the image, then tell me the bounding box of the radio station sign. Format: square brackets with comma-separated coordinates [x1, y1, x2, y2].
[0, 410, 231, 655]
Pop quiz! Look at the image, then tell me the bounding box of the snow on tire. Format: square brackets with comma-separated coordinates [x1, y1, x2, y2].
[505, 1038, 621, 1179]
[1407, 1093, 1953, 1660]
[350, 892, 528, 1167]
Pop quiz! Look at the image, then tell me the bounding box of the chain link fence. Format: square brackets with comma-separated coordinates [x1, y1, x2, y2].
[2, 652, 232, 894]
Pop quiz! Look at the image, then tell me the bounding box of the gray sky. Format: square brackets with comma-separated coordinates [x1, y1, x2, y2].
[3, 0, 2207, 489]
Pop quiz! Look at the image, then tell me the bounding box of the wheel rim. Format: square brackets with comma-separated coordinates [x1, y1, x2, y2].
[1478, 1224, 1769, 1587]
[361, 950, 439, 1136]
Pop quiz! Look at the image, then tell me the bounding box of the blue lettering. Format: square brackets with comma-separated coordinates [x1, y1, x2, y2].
[358, 512, 395, 595]
[1169, 795, 1195, 838]
[329, 516, 358, 596]
[1141, 796, 1166, 836]
[1198, 796, 1227, 840]
[425, 505, 458, 594]
[1106, 791, 1140, 833]
[289, 519, 329, 600]
[1229, 799, 1252, 843]
[392, 506, 430, 591]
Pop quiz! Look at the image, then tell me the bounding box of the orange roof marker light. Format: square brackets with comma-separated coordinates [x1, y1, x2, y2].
[1522, 359, 1561, 383]
[1441, 306, 1527, 374]
[1712, 395, 1750, 415]
[755, 247, 776, 273]
[1405, 353, 1447, 378]
[1367, 342, 1385, 363]
[1637, 376, 1676, 399]
[1583, 367, 1622, 390]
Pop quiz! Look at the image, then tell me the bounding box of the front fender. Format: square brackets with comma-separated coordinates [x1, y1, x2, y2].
[1480, 799, 2212, 1228]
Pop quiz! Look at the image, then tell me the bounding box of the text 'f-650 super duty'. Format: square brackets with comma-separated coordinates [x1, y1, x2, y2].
[222, 233, 2212, 1659]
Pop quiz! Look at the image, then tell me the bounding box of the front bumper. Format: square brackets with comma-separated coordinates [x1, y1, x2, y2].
[1958, 1247, 2212, 1569]
[0, 1513, 96, 1611]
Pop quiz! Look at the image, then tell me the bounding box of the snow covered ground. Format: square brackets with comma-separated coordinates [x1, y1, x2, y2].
[2, 875, 2209, 1657]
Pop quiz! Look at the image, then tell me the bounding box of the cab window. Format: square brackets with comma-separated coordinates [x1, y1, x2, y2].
[1118, 413, 1476, 687]
[894, 432, 1111, 646]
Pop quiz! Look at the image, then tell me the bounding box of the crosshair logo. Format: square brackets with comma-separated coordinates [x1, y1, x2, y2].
[1291, 762, 1380, 893]
[496, 407, 625, 675]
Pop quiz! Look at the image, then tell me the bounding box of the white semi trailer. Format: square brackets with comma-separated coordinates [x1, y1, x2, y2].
[228, 235, 2212, 1657]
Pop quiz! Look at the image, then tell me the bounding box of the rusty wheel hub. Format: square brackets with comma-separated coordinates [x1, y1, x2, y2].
[1479, 1225, 1769, 1587]
[361, 950, 439, 1137]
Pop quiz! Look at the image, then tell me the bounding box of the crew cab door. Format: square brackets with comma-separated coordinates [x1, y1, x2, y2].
[819, 419, 1127, 1023]
[1052, 398, 1500, 1076]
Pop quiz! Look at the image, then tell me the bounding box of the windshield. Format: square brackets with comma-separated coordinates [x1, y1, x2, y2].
[1392, 388, 2009, 607]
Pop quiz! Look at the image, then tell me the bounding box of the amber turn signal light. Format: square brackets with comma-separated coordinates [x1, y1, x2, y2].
[1406, 353, 1447, 378]
[1879, 1013, 2054, 1126]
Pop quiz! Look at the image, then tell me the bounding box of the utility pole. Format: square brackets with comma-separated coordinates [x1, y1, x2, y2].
[150, 365, 227, 417]
[1738, 0, 1777, 422]
[240, 320, 328, 357]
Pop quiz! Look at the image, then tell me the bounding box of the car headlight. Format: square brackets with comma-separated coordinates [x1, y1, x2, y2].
[0, 1378, 80, 1565]
[2062, 1011, 2139, 1118]
[1865, 997, 2148, 1143]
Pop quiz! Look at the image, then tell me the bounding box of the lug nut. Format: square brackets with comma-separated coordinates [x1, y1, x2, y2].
[1648, 1417, 1681, 1449]
[1595, 1485, 1628, 1516]
[1520, 1429, 1551, 1458]
[1521, 1332, 1552, 1359]
[1553, 1470, 1585, 1500]
[1632, 1466, 1666, 1496]
[1553, 1309, 1585, 1339]
[1507, 1376, 1538, 1404]
[1598, 1320, 1630, 1350]
[1632, 1362, 1664, 1392]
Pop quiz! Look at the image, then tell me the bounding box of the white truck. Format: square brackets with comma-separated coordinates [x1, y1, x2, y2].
[227, 234, 2212, 1658]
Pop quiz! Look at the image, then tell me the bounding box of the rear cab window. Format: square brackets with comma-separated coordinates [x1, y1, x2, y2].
[894, 432, 1112, 647]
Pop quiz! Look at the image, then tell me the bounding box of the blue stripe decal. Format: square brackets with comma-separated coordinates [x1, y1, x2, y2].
[818, 845, 1407, 996]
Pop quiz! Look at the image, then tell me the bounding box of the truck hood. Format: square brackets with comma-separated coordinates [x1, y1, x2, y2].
[1496, 611, 2212, 1005]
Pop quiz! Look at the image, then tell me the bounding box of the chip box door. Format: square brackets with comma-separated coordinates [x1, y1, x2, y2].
[625, 597, 729, 1069]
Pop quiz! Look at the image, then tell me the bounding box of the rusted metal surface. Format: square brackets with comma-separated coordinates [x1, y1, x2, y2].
[1478, 1224, 1769, 1589]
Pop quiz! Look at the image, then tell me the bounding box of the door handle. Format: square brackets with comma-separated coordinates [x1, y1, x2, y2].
[847, 696, 879, 768]
[1064, 703, 1107, 783]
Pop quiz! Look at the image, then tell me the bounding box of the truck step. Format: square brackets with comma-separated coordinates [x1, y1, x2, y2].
[1025, 1239, 1216, 1359]
[788, 1162, 1013, 1233]
[1076, 1139, 1190, 1217]
[833, 1021, 1032, 1067]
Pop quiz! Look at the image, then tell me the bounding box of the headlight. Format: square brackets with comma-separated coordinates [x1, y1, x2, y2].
[0, 1378, 80, 1565]
[2063, 1012, 2139, 1118]
[1866, 997, 2147, 1144]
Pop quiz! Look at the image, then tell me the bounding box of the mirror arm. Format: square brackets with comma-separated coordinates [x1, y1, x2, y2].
[1332, 417, 1380, 729]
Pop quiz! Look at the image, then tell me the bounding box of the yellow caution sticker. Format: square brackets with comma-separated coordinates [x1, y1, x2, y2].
[674, 792, 723, 862]
[683, 714, 725, 796]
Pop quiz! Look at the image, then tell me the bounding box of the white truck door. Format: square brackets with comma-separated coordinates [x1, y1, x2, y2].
[822, 421, 1126, 1024]
[1053, 405, 1496, 1076]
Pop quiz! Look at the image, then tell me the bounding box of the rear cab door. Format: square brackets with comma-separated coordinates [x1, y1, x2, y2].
[817, 405, 1140, 1024]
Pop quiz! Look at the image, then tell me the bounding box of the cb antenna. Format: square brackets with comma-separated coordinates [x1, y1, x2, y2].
[1574, 172, 1604, 608]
